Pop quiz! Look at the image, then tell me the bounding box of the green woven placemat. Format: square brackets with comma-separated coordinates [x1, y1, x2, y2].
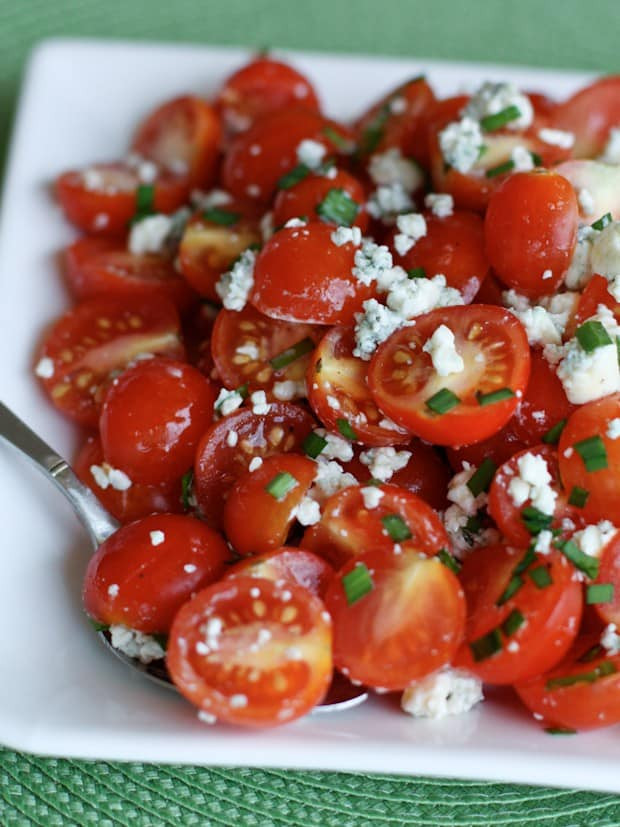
[2, 1, 620, 824]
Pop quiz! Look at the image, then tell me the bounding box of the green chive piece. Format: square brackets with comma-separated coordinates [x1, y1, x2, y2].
[181, 469, 194, 510]
[269, 337, 315, 370]
[578, 644, 604, 663]
[336, 418, 357, 441]
[322, 125, 352, 152]
[485, 159, 515, 179]
[357, 106, 391, 157]
[545, 727, 576, 735]
[278, 163, 311, 189]
[502, 608, 525, 637]
[407, 267, 427, 279]
[438, 548, 461, 574]
[546, 661, 617, 690]
[265, 471, 298, 500]
[463, 514, 483, 536]
[303, 432, 328, 460]
[514, 547, 537, 576]
[480, 105, 522, 132]
[470, 628, 503, 662]
[476, 387, 515, 406]
[556, 539, 600, 580]
[529, 566, 553, 589]
[542, 419, 566, 445]
[215, 383, 249, 410]
[89, 619, 109, 632]
[203, 207, 240, 226]
[315, 188, 359, 226]
[135, 183, 155, 217]
[575, 320, 613, 353]
[381, 514, 412, 542]
[467, 458, 497, 497]
[592, 212, 613, 231]
[342, 562, 374, 605]
[616, 336, 620, 367]
[574, 435, 608, 472]
[152, 633, 168, 650]
[496, 574, 524, 606]
[586, 583, 614, 605]
[530, 151, 543, 166]
[366, 477, 383, 487]
[568, 486, 590, 508]
[521, 506, 553, 536]
[426, 387, 461, 414]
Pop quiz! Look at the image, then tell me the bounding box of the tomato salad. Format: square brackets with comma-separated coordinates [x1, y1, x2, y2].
[36, 55, 620, 732]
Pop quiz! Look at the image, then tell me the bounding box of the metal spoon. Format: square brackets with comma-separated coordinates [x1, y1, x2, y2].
[0, 400, 368, 711]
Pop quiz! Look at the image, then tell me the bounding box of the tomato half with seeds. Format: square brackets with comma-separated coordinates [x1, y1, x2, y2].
[326, 547, 465, 690]
[306, 325, 410, 446]
[367, 305, 530, 446]
[167, 576, 332, 727]
[211, 304, 322, 399]
[553, 76, 620, 158]
[455, 543, 582, 684]
[224, 454, 317, 556]
[83, 514, 229, 633]
[194, 402, 315, 530]
[34, 295, 184, 427]
[225, 547, 334, 599]
[271, 169, 369, 231]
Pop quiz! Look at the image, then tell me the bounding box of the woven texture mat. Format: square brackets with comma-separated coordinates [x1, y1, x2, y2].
[2, 1, 620, 824]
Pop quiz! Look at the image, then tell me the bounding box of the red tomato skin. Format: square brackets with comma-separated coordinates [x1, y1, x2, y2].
[566, 274, 619, 339]
[251, 223, 374, 325]
[271, 169, 369, 231]
[446, 423, 528, 472]
[484, 171, 579, 297]
[100, 358, 216, 486]
[225, 547, 334, 599]
[593, 535, 620, 628]
[82, 514, 229, 633]
[553, 76, 620, 158]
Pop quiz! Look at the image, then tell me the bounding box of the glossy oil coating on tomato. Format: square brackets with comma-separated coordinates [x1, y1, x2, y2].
[326, 547, 465, 690]
[167, 576, 332, 727]
[83, 514, 229, 633]
[225, 547, 334, 599]
[368, 305, 530, 446]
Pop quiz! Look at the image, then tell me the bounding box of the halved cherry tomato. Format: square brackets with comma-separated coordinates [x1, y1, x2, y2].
[515, 635, 620, 730]
[223, 454, 316, 556]
[368, 305, 530, 446]
[325, 547, 465, 690]
[194, 402, 315, 530]
[591, 534, 620, 628]
[553, 76, 620, 158]
[484, 171, 579, 297]
[211, 305, 322, 399]
[558, 394, 620, 524]
[455, 543, 582, 684]
[225, 547, 334, 599]
[83, 514, 229, 633]
[100, 358, 216, 486]
[167, 576, 332, 727]
[65, 237, 196, 312]
[565, 274, 619, 339]
[271, 169, 369, 231]
[34, 295, 184, 427]
[251, 223, 375, 325]
[306, 325, 410, 446]
[301, 483, 449, 569]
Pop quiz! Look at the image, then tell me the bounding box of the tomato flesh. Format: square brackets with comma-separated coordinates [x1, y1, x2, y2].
[225, 547, 334, 599]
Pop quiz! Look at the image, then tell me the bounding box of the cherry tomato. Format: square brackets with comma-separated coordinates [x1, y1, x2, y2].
[83, 514, 229, 633]
[34, 296, 184, 427]
[592, 534, 620, 628]
[216, 56, 320, 136]
[515, 635, 620, 730]
[553, 76, 620, 158]
[100, 358, 216, 485]
[558, 394, 620, 523]
[325, 547, 465, 690]
[306, 325, 410, 446]
[65, 237, 196, 312]
[368, 305, 530, 446]
[484, 171, 579, 297]
[251, 223, 375, 325]
[446, 422, 528, 472]
[301, 483, 449, 570]
[225, 547, 334, 599]
[167, 576, 332, 727]
[194, 402, 315, 530]
[565, 274, 619, 339]
[271, 169, 369, 231]
[455, 544, 582, 684]
[211, 305, 322, 399]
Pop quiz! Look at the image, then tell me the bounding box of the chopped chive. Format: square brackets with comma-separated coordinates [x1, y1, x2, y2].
[425, 387, 461, 414]
[365, 477, 383, 487]
[502, 608, 525, 637]
[407, 267, 427, 279]
[181, 469, 194, 510]
[616, 335, 620, 367]
[545, 727, 577, 735]
[463, 514, 483, 536]
[586, 583, 614, 605]
[529, 566, 553, 589]
[303, 432, 328, 460]
[485, 159, 515, 179]
[591, 212, 613, 231]
[470, 628, 502, 662]
[152, 633, 168, 650]
[357, 106, 391, 157]
[578, 643, 604, 663]
[530, 151, 543, 166]
[574, 435, 608, 472]
[555, 539, 600, 580]
[496, 574, 524, 606]
[568, 486, 590, 508]
[89, 619, 109, 632]
[546, 660, 616, 690]
[342, 562, 374, 605]
[278, 163, 311, 189]
[336, 418, 357, 441]
[203, 207, 240, 226]
[476, 387, 515, 406]
[135, 183, 155, 218]
[269, 337, 315, 370]
[480, 105, 522, 132]
[316, 188, 359, 226]
[322, 125, 352, 152]
[521, 506, 553, 536]
[467, 458, 497, 497]
[438, 548, 461, 574]
[542, 419, 566, 445]
[575, 320, 613, 353]
[265, 471, 298, 500]
[514, 547, 537, 576]
[381, 513, 412, 542]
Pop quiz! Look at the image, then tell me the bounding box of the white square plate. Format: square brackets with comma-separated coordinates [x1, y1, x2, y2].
[1, 38, 616, 792]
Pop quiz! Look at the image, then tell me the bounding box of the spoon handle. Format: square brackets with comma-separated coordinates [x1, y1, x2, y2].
[0, 400, 119, 547]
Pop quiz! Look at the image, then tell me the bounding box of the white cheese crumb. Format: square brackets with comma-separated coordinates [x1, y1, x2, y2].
[229, 693, 248, 708]
[260, 211, 274, 241]
[463, 82, 533, 131]
[197, 710, 217, 725]
[331, 225, 362, 247]
[250, 389, 271, 415]
[366, 182, 413, 221]
[360, 486, 384, 509]
[293, 496, 322, 526]
[272, 380, 306, 401]
[215, 387, 244, 417]
[128, 214, 173, 255]
[534, 529, 553, 555]
[149, 530, 165, 547]
[226, 430, 239, 448]
[107, 583, 119, 598]
[126, 152, 158, 183]
[590, 220, 620, 279]
[422, 324, 464, 377]
[352, 239, 394, 286]
[248, 457, 263, 472]
[296, 139, 326, 170]
[538, 128, 575, 149]
[386, 273, 464, 320]
[438, 116, 485, 174]
[313, 429, 354, 463]
[507, 452, 557, 515]
[424, 192, 454, 218]
[401, 668, 483, 719]
[90, 463, 133, 492]
[564, 225, 597, 290]
[284, 217, 308, 228]
[359, 446, 411, 481]
[601, 623, 620, 655]
[352, 298, 404, 360]
[599, 128, 620, 165]
[368, 147, 423, 192]
[235, 342, 259, 360]
[577, 188, 596, 216]
[215, 248, 257, 312]
[311, 460, 357, 501]
[555, 338, 620, 405]
[393, 212, 427, 256]
[184, 564, 197, 573]
[191, 188, 233, 209]
[109, 624, 165, 664]
[34, 356, 55, 378]
[447, 463, 486, 516]
[511, 145, 535, 172]
[572, 521, 617, 559]
[607, 418, 620, 439]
